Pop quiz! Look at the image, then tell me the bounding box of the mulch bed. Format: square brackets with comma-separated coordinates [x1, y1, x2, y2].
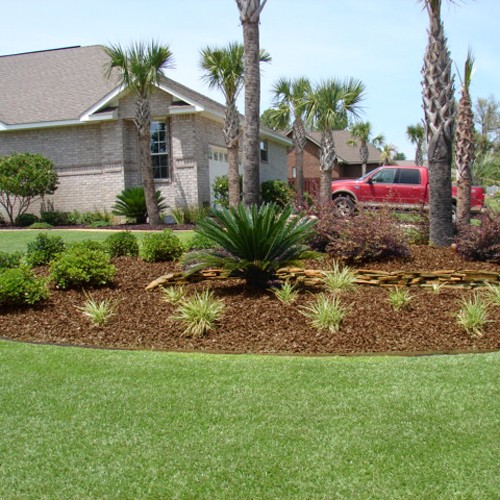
[1, 245, 499, 355]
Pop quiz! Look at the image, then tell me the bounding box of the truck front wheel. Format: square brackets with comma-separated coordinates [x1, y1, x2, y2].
[333, 196, 355, 216]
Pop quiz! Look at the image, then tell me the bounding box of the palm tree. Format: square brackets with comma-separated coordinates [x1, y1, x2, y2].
[235, 0, 267, 206]
[346, 121, 384, 176]
[103, 41, 173, 225]
[200, 43, 270, 208]
[455, 49, 476, 227]
[406, 123, 426, 166]
[306, 78, 365, 203]
[379, 143, 398, 166]
[269, 77, 312, 200]
[420, 0, 456, 246]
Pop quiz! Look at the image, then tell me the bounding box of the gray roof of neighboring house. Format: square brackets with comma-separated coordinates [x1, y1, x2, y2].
[304, 130, 382, 164]
[0, 44, 288, 143]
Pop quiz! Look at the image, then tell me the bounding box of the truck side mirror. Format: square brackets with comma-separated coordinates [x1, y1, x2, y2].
[367, 177, 373, 185]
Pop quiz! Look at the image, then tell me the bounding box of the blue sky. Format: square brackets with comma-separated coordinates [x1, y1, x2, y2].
[2, 0, 499, 157]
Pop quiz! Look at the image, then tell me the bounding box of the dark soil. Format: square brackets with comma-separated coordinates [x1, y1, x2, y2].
[0, 223, 196, 231]
[1, 246, 499, 355]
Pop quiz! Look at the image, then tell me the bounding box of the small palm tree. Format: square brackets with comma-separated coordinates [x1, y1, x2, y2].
[420, 0, 456, 246]
[346, 121, 384, 176]
[406, 123, 426, 166]
[184, 203, 316, 289]
[306, 78, 365, 203]
[455, 49, 476, 227]
[104, 41, 174, 225]
[379, 143, 398, 166]
[235, 0, 268, 206]
[200, 42, 270, 207]
[269, 77, 312, 200]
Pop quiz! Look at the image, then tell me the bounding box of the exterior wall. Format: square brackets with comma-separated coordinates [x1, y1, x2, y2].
[0, 122, 125, 215]
[260, 140, 288, 183]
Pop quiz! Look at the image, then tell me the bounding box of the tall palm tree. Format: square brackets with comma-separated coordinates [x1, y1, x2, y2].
[306, 78, 365, 203]
[269, 77, 312, 200]
[200, 43, 270, 207]
[455, 49, 476, 227]
[103, 41, 173, 225]
[406, 123, 426, 166]
[235, 0, 267, 206]
[420, 0, 456, 246]
[346, 121, 384, 176]
[379, 143, 398, 166]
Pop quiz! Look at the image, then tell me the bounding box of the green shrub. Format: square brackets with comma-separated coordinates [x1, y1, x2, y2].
[15, 213, 39, 227]
[112, 187, 167, 223]
[0, 266, 49, 306]
[0, 212, 5, 225]
[67, 209, 112, 226]
[105, 231, 139, 257]
[260, 179, 294, 208]
[68, 240, 108, 253]
[140, 229, 184, 262]
[25, 233, 66, 266]
[90, 220, 112, 228]
[50, 247, 116, 289]
[0, 251, 24, 270]
[185, 232, 218, 251]
[28, 222, 53, 230]
[171, 205, 210, 225]
[211, 175, 242, 208]
[40, 210, 71, 226]
[184, 203, 316, 289]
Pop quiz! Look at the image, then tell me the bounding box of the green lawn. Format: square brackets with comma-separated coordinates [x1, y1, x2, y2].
[0, 340, 498, 499]
[0, 229, 194, 253]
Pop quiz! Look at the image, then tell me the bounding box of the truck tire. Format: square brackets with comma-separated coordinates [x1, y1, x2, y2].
[333, 196, 355, 216]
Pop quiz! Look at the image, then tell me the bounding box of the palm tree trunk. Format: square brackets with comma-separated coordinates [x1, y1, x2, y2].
[136, 98, 160, 225]
[293, 117, 307, 200]
[319, 130, 336, 204]
[227, 145, 240, 207]
[240, 6, 262, 206]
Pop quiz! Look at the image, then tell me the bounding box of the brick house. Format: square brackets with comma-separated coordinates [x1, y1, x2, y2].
[0, 45, 291, 217]
[287, 130, 381, 195]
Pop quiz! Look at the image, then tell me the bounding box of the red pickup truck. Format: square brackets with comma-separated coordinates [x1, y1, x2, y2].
[331, 165, 485, 217]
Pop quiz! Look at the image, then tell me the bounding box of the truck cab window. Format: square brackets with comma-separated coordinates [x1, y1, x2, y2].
[371, 168, 397, 184]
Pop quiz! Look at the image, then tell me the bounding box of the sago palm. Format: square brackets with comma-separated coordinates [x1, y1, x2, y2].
[406, 123, 426, 166]
[269, 76, 312, 200]
[104, 41, 173, 225]
[184, 203, 316, 289]
[346, 121, 384, 176]
[306, 78, 365, 203]
[455, 49, 476, 227]
[235, 0, 268, 206]
[200, 42, 270, 207]
[420, 0, 456, 246]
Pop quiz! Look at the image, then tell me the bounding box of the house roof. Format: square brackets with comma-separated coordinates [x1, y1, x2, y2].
[302, 130, 382, 165]
[0, 45, 290, 145]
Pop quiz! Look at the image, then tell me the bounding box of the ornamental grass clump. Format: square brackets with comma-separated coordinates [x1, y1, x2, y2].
[322, 261, 357, 293]
[300, 294, 349, 334]
[388, 287, 413, 311]
[269, 280, 300, 305]
[76, 292, 119, 327]
[184, 203, 316, 289]
[484, 283, 500, 306]
[173, 289, 225, 337]
[161, 285, 187, 305]
[456, 294, 490, 338]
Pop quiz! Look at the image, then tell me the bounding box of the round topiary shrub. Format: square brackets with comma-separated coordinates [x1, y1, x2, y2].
[0, 266, 50, 306]
[260, 179, 294, 208]
[50, 246, 116, 289]
[25, 232, 66, 266]
[105, 231, 139, 257]
[15, 213, 39, 227]
[140, 229, 184, 262]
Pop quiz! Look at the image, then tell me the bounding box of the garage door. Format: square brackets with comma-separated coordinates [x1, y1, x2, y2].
[208, 145, 237, 206]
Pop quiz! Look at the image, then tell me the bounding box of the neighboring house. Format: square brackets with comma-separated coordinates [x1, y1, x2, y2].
[287, 130, 381, 195]
[0, 45, 291, 216]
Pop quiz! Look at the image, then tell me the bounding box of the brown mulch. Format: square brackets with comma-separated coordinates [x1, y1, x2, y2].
[1, 246, 499, 356]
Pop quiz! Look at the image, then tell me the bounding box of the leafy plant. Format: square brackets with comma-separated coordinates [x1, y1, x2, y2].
[171, 205, 210, 225]
[40, 210, 71, 226]
[112, 187, 167, 224]
[260, 179, 294, 208]
[269, 280, 300, 305]
[322, 261, 357, 293]
[455, 212, 500, 263]
[50, 247, 116, 289]
[483, 283, 500, 306]
[185, 232, 218, 251]
[211, 175, 242, 208]
[173, 289, 225, 337]
[0, 251, 24, 270]
[28, 222, 53, 230]
[161, 285, 187, 305]
[0, 266, 49, 306]
[140, 229, 184, 262]
[0, 152, 58, 224]
[15, 213, 39, 227]
[300, 294, 349, 333]
[427, 282, 446, 294]
[105, 231, 139, 257]
[66, 209, 112, 226]
[68, 240, 108, 253]
[388, 287, 412, 311]
[456, 294, 489, 337]
[76, 292, 118, 327]
[25, 233, 66, 266]
[184, 203, 316, 289]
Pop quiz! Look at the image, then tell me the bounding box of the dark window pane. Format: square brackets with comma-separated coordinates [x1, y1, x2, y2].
[398, 169, 421, 184]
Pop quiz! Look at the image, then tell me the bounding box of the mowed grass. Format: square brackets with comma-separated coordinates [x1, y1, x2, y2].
[0, 341, 498, 499]
[0, 229, 194, 253]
